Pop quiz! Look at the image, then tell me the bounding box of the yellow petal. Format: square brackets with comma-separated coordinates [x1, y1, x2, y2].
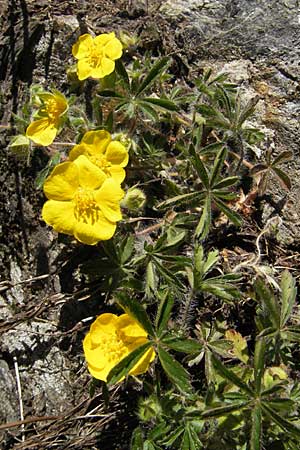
[90, 313, 118, 344]
[26, 118, 57, 146]
[86, 362, 113, 382]
[108, 166, 126, 184]
[104, 37, 123, 60]
[96, 178, 124, 222]
[117, 314, 148, 339]
[106, 141, 129, 167]
[69, 130, 111, 161]
[72, 33, 93, 59]
[74, 213, 117, 244]
[73, 155, 107, 190]
[42, 200, 76, 235]
[77, 59, 93, 80]
[43, 161, 79, 200]
[94, 32, 115, 47]
[91, 57, 115, 79]
[129, 347, 156, 376]
[68, 143, 85, 161]
[81, 130, 111, 152]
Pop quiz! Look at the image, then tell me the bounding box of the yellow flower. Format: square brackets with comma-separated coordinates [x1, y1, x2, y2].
[69, 130, 129, 183]
[83, 313, 155, 382]
[72, 33, 123, 80]
[26, 91, 68, 146]
[42, 155, 124, 245]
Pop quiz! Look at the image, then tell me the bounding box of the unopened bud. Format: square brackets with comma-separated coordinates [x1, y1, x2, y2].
[121, 187, 146, 211]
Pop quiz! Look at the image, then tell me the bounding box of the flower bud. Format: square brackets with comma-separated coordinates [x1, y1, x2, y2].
[121, 187, 146, 211]
[138, 396, 162, 422]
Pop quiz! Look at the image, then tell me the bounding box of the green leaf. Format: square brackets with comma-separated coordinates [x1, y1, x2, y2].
[281, 329, 300, 343]
[250, 404, 262, 450]
[200, 400, 251, 419]
[272, 150, 293, 167]
[157, 346, 192, 394]
[115, 59, 130, 90]
[139, 102, 159, 122]
[197, 104, 230, 129]
[120, 235, 135, 264]
[272, 167, 292, 190]
[154, 258, 185, 290]
[155, 290, 175, 336]
[280, 270, 297, 327]
[237, 95, 260, 128]
[210, 147, 227, 185]
[162, 336, 203, 354]
[161, 426, 184, 447]
[225, 329, 249, 364]
[199, 142, 224, 156]
[136, 57, 170, 96]
[146, 261, 157, 298]
[98, 89, 125, 98]
[142, 97, 178, 111]
[213, 176, 239, 190]
[131, 427, 144, 450]
[195, 195, 212, 240]
[156, 191, 204, 210]
[261, 402, 300, 438]
[116, 292, 155, 337]
[253, 338, 266, 394]
[189, 144, 209, 188]
[181, 422, 203, 450]
[107, 341, 153, 384]
[213, 196, 242, 226]
[211, 354, 253, 395]
[255, 279, 280, 329]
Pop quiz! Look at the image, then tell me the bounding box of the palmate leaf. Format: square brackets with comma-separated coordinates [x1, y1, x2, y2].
[153, 258, 185, 290]
[261, 402, 300, 439]
[253, 338, 266, 394]
[107, 341, 153, 384]
[210, 147, 227, 184]
[181, 422, 203, 450]
[115, 59, 130, 90]
[237, 95, 260, 128]
[157, 346, 192, 394]
[160, 426, 184, 447]
[156, 191, 204, 210]
[272, 150, 293, 166]
[139, 102, 159, 121]
[142, 97, 178, 112]
[136, 56, 170, 96]
[250, 404, 262, 450]
[195, 194, 212, 240]
[155, 290, 175, 336]
[213, 196, 242, 226]
[98, 89, 126, 99]
[131, 427, 144, 450]
[115, 291, 155, 337]
[198, 400, 251, 419]
[189, 144, 209, 188]
[213, 176, 239, 190]
[255, 279, 280, 329]
[272, 167, 292, 190]
[280, 270, 297, 327]
[162, 336, 203, 354]
[211, 354, 253, 395]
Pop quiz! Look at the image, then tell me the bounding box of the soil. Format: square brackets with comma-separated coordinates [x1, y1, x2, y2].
[0, 0, 299, 449]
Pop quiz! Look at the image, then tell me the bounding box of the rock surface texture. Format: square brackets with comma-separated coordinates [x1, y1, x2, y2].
[0, 0, 299, 448]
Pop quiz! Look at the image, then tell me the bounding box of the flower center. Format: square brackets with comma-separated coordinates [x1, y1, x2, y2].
[88, 44, 104, 68]
[90, 154, 111, 172]
[99, 332, 127, 364]
[74, 187, 99, 223]
[43, 98, 65, 122]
